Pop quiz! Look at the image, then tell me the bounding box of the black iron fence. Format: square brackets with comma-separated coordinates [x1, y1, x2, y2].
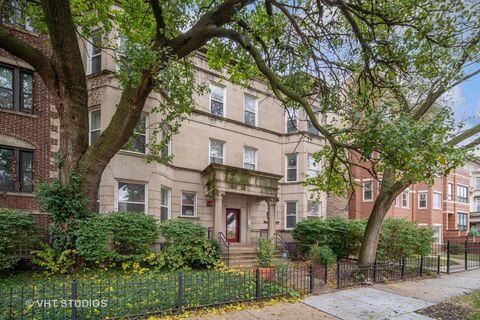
[428, 239, 480, 273]
[0, 266, 313, 319]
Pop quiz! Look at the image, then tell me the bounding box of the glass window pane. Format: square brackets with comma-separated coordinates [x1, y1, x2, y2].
[90, 130, 101, 144]
[91, 32, 102, 55]
[19, 151, 33, 192]
[118, 202, 145, 213]
[210, 100, 224, 116]
[182, 192, 195, 205]
[286, 216, 296, 228]
[161, 189, 169, 206]
[244, 111, 256, 125]
[287, 168, 297, 181]
[210, 84, 224, 101]
[287, 154, 296, 167]
[182, 205, 194, 216]
[308, 201, 319, 216]
[0, 67, 13, 89]
[244, 148, 255, 164]
[245, 95, 256, 112]
[90, 110, 101, 130]
[91, 55, 101, 74]
[0, 88, 13, 110]
[286, 202, 296, 215]
[0, 148, 14, 191]
[160, 207, 169, 221]
[21, 72, 32, 94]
[118, 182, 145, 202]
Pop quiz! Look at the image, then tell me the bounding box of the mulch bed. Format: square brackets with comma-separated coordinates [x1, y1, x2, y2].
[416, 302, 472, 320]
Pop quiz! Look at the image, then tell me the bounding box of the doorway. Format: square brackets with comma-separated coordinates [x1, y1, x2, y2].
[226, 208, 240, 242]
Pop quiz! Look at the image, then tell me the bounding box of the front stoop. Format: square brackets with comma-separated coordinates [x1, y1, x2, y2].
[221, 243, 283, 267]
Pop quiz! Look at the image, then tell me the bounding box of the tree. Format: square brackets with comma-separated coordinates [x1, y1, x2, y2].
[1, 0, 479, 266]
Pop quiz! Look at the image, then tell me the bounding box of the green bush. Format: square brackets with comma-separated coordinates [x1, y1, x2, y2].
[32, 244, 77, 275]
[158, 219, 220, 270]
[76, 212, 159, 263]
[292, 217, 365, 259]
[377, 219, 434, 260]
[468, 228, 480, 237]
[0, 209, 39, 272]
[256, 238, 275, 267]
[309, 243, 336, 266]
[449, 243, 465, 255]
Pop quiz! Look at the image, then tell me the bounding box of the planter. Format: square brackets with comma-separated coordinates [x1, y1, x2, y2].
[258, 266, 275, 281]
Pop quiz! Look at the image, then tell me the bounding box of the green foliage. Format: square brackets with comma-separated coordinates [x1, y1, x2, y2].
[256, 238, 275, 268]
[292, 217, 365, 259]
[309, 243, 336, 266]
[449, 243, 465, 255]
[158, 219, 220, 270]
[76, 212, 159, 263]
[32, 244, 77, 275]
[469, 229, 480, 237]
[377, 219, 434, 261]
[0, 209, 39, 272]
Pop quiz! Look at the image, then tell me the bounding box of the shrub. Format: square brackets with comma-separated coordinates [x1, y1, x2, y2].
[449, 243, 465, 255]
[468, 228, 480, 237]
[32, 244, 77, 275]
[309, 243, 336, 266]
[158, 219, 206, 243]
[377, 219, 434, 260]
[0, 209, 39, 272]
[292, 217, 365, 259]
[76, 212, 159, 263]
[256, 238, 275, 267]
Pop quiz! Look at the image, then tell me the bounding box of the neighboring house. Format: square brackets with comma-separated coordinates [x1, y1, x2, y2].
[349, 161, 472, 243]
[465, 160, 480, 230]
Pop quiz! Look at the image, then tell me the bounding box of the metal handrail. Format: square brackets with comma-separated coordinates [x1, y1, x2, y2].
[218, 232, 230, 267]
[275, 231, 289, 255]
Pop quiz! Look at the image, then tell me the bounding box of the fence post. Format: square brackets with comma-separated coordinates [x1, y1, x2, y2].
[255, 267, 261, 300]
[309, 264, 314, 294]
[373, 261, 377, 283]
[177, 272, 183, 314]
[324, 264, 328, 285]
[420, 256, 424, 277]
[437, 255, 441, 274]
[447, 241, 451, 274]
[336, 262, 341, 289]
[71, 280, 77, 320]
[465, 240, 468, 270]
[401, 258, 406, 280]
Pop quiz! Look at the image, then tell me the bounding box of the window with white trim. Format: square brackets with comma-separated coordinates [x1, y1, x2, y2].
[160, 187, 170, 221]
[181, 192, 196, 217]
[160, 126, 171, 158]
[89, 30, 102, 74]
[285, 201, 297, 229]
[307, 201, 321, 218]
[209, 139, 225, 164]
[475, 197, 480, 212]
[457, 185, 468, 203]
[307, 153, 320, 178]
[244, 94, 257, 126]
[117, 182, 146, 213]
[209, 83, 225, 116]
[89, 109, 101, 145]
[418, 192, 427, 209]
[286, 153, 297, 182]
[244, 147, 257, 170]
[402, 189, 409, 208]
[476, 177, 480, 190]
[363, 181, 373, 202]
[447, 183, 453, 201]
[433, 192, 442, 210]
[122, 115, 147, 154]
[307, 111, 321, 134]
[433, 225, 441, 244]
[285, 108, 298, 133]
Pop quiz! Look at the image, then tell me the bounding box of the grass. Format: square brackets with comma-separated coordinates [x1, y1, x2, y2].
[0, 268, 303, 319]
[459, 290, 480, 320]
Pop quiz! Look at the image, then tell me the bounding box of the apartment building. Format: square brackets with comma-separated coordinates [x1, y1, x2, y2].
[349, 162, 472, 243]
[465, 160, 480, 230]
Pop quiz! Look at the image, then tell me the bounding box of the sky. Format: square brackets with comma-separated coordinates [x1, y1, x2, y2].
[449, 75, 480, 129]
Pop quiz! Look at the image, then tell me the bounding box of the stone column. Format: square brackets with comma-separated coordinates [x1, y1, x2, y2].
[214, 192, 225, 238]
[267, 198, 277, 240]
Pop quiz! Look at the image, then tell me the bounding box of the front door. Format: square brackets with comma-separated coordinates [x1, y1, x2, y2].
[226, 209, 240, 242]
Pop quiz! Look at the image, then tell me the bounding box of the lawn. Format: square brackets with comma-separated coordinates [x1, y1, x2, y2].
[0, 268, 303, 319]
[416, 289, 480, 319]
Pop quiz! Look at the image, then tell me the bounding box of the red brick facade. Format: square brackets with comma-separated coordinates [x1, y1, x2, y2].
[0, 26, 57, 215]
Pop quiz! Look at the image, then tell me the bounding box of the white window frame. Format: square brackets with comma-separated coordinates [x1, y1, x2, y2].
[160, 187, 171, 221]
[362, 180, 373, 202]
[181, 191, 197, 217]
[307, 153, 320, 178]
[418, 191, 428, 209]
[284, 201, 298, 230]
[209, 83, 226, 117]
[447, 182, 453, 201]
[433, 224, 442, 244]
[432, 192, 442, 210]
[243, 147, 257, 170]
[122, 114, 149, 155]
[307, 111, 322, 134]
[285, 153, 298, 182]
[476, 177, 480, 190]
[307, 200, 321, 218]
[87, 30, 102, 75]
[160, 127, 172, 158]
[209, 139, 225, 164]
[475, 196, 480, 212]
[285, 108, 299, 133]
[244, 94, 258, 126]
[88, 107, 101, 145]
[401, 189, 409, 208]
[115, 180, 148, 214]
[457, 184, 468, 203]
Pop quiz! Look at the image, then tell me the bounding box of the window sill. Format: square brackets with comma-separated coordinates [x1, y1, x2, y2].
[178, 215, 200, 220]
[118, 150, 148, 158]
[0, 108, 37, 118]
[1, 191, 34, 197]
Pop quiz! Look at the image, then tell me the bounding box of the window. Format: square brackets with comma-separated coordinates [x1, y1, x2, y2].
[244, 147, 257, 170]
[402, 190, 409, 208]
[285, 201, 297, 229]
[244, 94, 257, 126]
[394, 196, 400, 207]
[122, 115, 147, 154]
[363, 181, 373, 202]
[0, 146, 33, 192]
[307, 153, 319, 178]
[457, 185, 468, 203]
[433, 225, 441, 244]
[285, 153, 297, 182]
[432, 192, 442, 210]
[209, 139, 225, 164]
[307, 111, 321, 134]
[89, 109, 101, 144]
[160, 127, 171, 158]
[418, 192, 427, 209]
[117, 182, 146, 213]
[209, 83, 225, 116]
[447, 183, 453, 201]
[2, 1, 33, 31]
[160, 188, 170, 221]
[475, 197, 480, 212]
[476, 178, 480, 190]
[0, 64, 33, 113]
[181, 192, 196, 217]
[89, 30, 102, 74]
[285, 108, 298, 133]
[458, 212, 467, 231]
[307, 201, 321, 218]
